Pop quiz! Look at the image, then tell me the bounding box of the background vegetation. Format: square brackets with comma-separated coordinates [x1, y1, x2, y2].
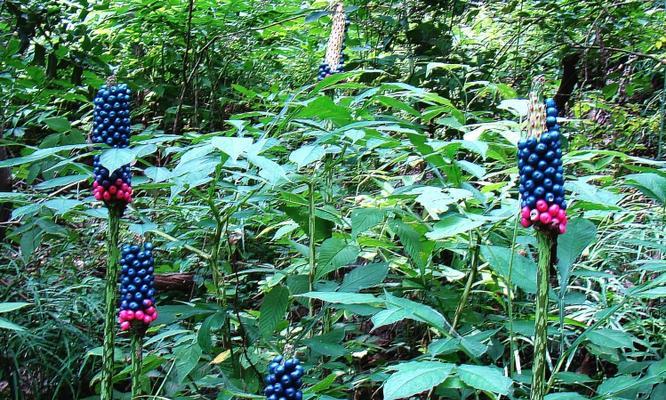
[1, 0, 665, 399]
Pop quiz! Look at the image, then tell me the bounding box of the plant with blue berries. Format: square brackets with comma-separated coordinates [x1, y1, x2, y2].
[263, 355, 305, 400]
[117, 242, 158, 331]
[92, 81, 134, 207]
[318, 2, 349, 80]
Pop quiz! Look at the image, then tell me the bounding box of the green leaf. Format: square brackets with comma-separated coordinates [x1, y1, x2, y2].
[43, 198, 83, 215]
[381, 292, 447, 331]
[34, 174, 88, 190]
[298, 292, 382, 305]
[0, 317, 26, 331]
[0, 302, 31, 313]
[210, 136, 253, 161]
[289, 144, 326, 169]
[247, 154, 287, 185]
[480, 245, 537, 293]
[44, 117, 71, 132]
[426, 214, 485, 240]
[351, 208, 385, 237]
[383, 361, 455, 400]
[624, 173, 666, 205]
[316, 238, 360, 280]
[297, 96, 352, 125]
[259, 285, 290, 337]
[596, 374, 640, 395]
[0, 144, 90, 168]
[339, 263, 388, 292]
[457, 364, 512, 394]
[99, 148, 135, 174]
[557, 218, 596, 287]
[144, 166, 172, 183]
[544, 393, 588, 400]
[587, 329, 634, 349]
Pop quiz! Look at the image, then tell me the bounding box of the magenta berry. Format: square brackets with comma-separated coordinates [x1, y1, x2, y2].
[117, 242, 157, 331]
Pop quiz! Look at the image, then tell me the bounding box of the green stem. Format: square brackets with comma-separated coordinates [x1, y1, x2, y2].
[101, 206, 122, 400]
[507, 215, 520, 376]
[531, 230, 553, 400]
[130, 332, 143, 399]
[308, 180, 317, 318]
[450, 233, 480, 333]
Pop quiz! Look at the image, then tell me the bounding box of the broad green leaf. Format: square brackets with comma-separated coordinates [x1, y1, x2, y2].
[587, 329, 634, 349]
[316, 238, 360, 279]
[259, 285, 290, 337]
[383, 361, 454, 400]
[289, 144, 326, 168]
[44, 117, 71, 132]
[596, 374, 640, 395]
[624, 173, 666, 205]
[557, 218, 597, 287]
[34, 174, 88, 190]
[426, 214, 485, 240]
[0, 302, 31, 313]
[339, 263, 388, 292]
[211, 136, 253, 161]
[99, 148, 135, 174]
[412, 187, 472, 219]
[480, 245, 537, 293]
[247, 154, 287, 185]
[457, 364, 512, 394]
[144, 166, 172, 183]
[43, 199, 83, 215]
[351, 208, 385, 237]
[371, 307, 411, 330]
[298, 292, 382, 305]
[382, 292, 447, 331]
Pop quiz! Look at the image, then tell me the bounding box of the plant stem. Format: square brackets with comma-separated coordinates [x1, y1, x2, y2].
[130, 332, 143, 399]
[308, 180, 316, 317]
[450, 233, 480, 333]
[531, 230, 553, 400]
[101, 206, 122, 400]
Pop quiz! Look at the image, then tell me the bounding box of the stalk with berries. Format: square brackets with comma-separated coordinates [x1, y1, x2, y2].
[118, 242, 157, 396]
[263, 355, 305, 400]
[518, 77, 567, 400]
[318, 2, 349, 80]
[94, 77, 134, 400]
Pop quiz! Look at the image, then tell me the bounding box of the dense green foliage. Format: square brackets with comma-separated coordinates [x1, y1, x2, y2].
[1, 0, 665, 399]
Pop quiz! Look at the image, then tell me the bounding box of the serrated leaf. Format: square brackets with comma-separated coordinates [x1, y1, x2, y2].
[426, 214, 485, 240]
[259, 285, 290, 337]
[587, 329, 634, 349]
[144, 166, 171, 183]
[383, 361, 454, 400]
[351, 208, 385, 237]
[457, 364, 512, 394]
[289, 144, 326, 168]
[99, 148, 135, 174]
[44, 117, 71, 132]
[210, 137, 253, 162]
[481, 245, 537, 293]
[316, 238, 360, 280]
[339, 263, 388, 292]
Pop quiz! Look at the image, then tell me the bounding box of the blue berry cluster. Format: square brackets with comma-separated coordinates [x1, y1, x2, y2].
[92, 84, 132, 147]
[117, 242, 158, 331]
[263, 355, 304, 400]
[91, 83, 134, 206]
[518, 98, 568, 234]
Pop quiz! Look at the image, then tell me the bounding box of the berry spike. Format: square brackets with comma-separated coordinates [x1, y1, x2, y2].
[117, 242, 158, 331]
[263, 355, 305, 400]
[92, 83, 132, 148]
[318, 2, 348, 81]
[518, 93, 567, 235]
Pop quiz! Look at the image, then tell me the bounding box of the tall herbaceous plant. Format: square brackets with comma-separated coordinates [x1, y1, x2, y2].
[517, 77, 568, 400]
[91, 76, 134, 400]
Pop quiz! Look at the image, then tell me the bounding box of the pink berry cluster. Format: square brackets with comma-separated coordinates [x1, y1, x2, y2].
[117, 242, 157, 331]
[520, 200, 567, 234]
